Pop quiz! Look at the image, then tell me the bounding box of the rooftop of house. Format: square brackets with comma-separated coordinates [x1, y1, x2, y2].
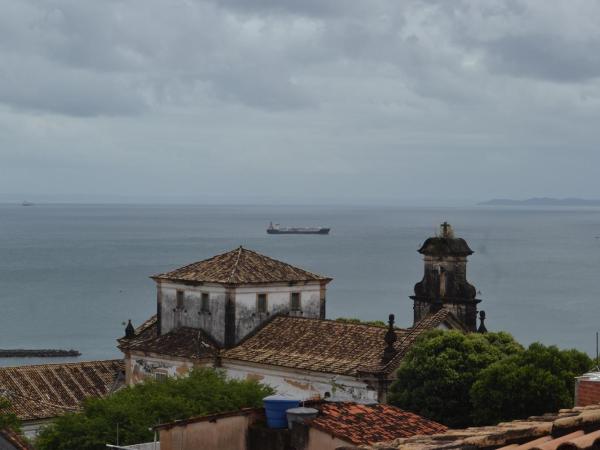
[365, 404, 600, 450]
[0, 428, 31, 450]
[0, 359, 124, 422]
[154, 400, 446, 446]
[221, 315, 409, 376]
[152, 246, 332, 285]
[311, 401, 447, 446]
[121, 308, 463, 377]
[224, 309, 463, 376]
[118, 315, 218, 360]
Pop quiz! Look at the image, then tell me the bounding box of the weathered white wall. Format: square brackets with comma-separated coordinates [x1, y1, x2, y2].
[127, 352, 377, 404]
[159, 282, 228, 344]
[126, 353, 202, 385]
[234, 282, 321, 342]
[158, 281, 324, 346]
[222, 362, 377, 402]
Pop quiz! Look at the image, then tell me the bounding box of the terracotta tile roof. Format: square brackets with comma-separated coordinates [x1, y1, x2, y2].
[0, 428, 32, 450]
[311, 402, 447, 446]
[221, 315, 411, 376]
[123, 309, 458, 376]
[119, 318, 218, 360]
[359, 308, 466, 375]
[153, 401, 445, 446]
[366, 405, 600, 450]
[0, 360, 124, 422]
[152, 246, 332, 285]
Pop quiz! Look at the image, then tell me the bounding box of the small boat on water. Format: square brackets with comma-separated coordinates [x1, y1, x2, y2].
[21, 201, 34, 206]
[267, 222, 330, 235]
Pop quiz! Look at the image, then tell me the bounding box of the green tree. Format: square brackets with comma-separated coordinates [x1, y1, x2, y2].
[388, 329, 523, 427]
[0, 398, 20, 431]
[35, 368, 273, 450]
[470, 343, 592, 425]
[335, 317, 387, 327]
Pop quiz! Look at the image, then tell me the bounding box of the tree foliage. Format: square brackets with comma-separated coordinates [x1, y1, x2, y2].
[388, 330, 522, 427]
[335, 317, 387, 327]
[389, 330, 592, 428]
[35, 368, 273, 450]
[471, 343, 592, 425]
[0, 398, 20, 431]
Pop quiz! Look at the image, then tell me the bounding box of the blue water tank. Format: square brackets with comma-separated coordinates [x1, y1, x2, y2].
[263, 395, 301, 428]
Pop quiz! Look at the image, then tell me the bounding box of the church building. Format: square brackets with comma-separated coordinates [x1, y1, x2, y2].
[119, 224, 485, 402]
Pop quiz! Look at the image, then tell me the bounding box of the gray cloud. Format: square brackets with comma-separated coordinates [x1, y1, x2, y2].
[0, 0, 599, 202]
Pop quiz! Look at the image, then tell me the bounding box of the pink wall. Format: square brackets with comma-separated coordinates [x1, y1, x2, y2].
[160, 415, 250, 450]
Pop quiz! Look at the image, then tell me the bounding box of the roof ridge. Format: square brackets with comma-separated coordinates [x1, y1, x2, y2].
[227, 246, 244, 284]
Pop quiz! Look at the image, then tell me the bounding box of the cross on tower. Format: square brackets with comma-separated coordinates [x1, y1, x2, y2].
[441, 221, 450, 237]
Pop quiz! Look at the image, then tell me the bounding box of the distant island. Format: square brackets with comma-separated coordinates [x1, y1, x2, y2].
[479, 197, 600, 206]
[0, 349, 80, 358]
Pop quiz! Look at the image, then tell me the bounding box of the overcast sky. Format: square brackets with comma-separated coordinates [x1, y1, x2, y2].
[1, 0, 599, 204]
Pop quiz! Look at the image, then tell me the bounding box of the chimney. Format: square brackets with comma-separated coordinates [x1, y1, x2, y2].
[575, 372, 600, 407]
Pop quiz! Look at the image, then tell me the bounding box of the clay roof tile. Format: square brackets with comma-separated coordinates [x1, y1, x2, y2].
[153, 247, 331, 285]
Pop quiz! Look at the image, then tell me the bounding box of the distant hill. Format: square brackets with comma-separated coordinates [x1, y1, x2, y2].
[479, 197, 600, 206]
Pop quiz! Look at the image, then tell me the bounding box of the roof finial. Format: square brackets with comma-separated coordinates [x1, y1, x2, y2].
[124, 319, 135, 338]
[477, 310, 487, 333]
[382, 314, 397, 363]
[440, 222, 454, 238]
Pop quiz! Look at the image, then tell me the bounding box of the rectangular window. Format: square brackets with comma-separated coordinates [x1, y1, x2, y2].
[154, 370, 169, 382]
[290, 292, 301, 311]
[201, 293, 210, 312]
[257, 293, 267, 313]
[176, 290, 184, 309]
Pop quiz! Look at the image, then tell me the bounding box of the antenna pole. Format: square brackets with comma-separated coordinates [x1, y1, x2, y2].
[596, 331, 600, 370]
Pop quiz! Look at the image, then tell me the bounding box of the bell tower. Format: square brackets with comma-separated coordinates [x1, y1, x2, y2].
[410, 222, 481, 331]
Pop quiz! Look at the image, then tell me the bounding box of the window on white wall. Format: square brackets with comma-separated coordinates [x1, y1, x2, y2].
[257, 293, 267, 313]
[154, 369, 169, 382]
[176, 290, 184, 309]
[290, 292, 301, 311]
[201, 293, 210, 312]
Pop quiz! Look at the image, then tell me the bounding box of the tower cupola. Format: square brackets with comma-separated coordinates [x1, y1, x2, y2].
[410, 222, 481, 331]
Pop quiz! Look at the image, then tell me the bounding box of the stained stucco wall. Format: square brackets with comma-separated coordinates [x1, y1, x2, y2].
[222, 362, 377, 402]
[159, 282, 228, 344]
[125, 353, 201, 385]
[159, 415, 250, 450]
[234, 283, 321, 342]
[158, 281, 324, 346]
[307, 428, 350, 450]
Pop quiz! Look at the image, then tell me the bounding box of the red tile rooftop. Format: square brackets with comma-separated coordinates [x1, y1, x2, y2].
[364, 405, 600, 450]
[311, 402, 447, 446]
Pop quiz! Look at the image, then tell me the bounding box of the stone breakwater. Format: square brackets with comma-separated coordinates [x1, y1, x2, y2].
[0, 349, 81, 358]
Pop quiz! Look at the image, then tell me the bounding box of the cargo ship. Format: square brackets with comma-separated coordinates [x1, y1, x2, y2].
[267, 222, 330, 235]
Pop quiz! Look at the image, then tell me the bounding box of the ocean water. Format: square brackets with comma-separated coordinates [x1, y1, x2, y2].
[1, 204, 600, 367]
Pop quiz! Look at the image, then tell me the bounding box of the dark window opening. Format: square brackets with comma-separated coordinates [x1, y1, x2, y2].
[290, 292, 301, 311]
[154, 371, 168, 382]
[201, 293, 210, 312]
[257, 293, 267, 313]
[176, 290, 184, 309]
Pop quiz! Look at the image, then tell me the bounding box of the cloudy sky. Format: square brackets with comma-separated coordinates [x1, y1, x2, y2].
[1, 0, 599, 204]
